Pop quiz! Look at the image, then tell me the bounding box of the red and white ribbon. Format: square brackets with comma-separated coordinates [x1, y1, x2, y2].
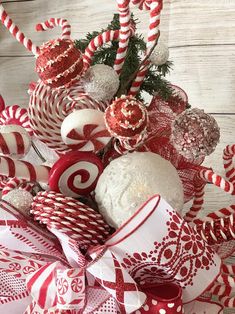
[0, 156, 50, 184]
[114, 0, 131, 74]
[0, 3, 39, 55]
[129, 0, 163, 96]
[36, 18, 71, 40]
[2, 177, 34, 196]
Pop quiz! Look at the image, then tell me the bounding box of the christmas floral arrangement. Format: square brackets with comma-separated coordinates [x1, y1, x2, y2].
[0, 1, 235, 313]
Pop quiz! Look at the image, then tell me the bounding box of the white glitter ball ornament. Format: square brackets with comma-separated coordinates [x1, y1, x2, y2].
[95, 152, 184, 228]
[83, 64, 119, 102]
[2, 189, 34, 214]
[150, 42, 169, 66]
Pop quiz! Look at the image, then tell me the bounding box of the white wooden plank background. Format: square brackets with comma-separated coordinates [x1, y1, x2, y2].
[0, 0, 235, 214]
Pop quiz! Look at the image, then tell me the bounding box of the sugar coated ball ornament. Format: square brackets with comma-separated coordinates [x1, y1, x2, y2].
[49, 151, 104, 198]
[36, 39, 83, 89]
[83, 64, 120, 102]
[150, 42, 169, 66]
[171, 108, 220, 160]
[104, 95, 148, 150]
[95, 152, 184, 228]
[61, 109, 111, 152]
[2, 189, 33, 215]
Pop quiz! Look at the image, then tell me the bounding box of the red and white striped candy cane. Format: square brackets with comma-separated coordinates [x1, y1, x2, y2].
[83, 30, 120, 70]
[114, 0, 131, 74]
[35, 18, 71, 40]
[0, 3, 40, 55]
[223, 144, 235, 183]
[220, 296, 235, 309]
[129, 0, 163, 96]
[0, 156, 50, 184]
[2, 177, 34, 196]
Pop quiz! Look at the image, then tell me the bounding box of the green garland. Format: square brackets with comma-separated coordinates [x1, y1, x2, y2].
[75, 14, 173, 101]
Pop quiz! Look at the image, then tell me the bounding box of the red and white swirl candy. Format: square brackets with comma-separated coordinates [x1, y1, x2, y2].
[49, 151, 103, 197]
[0, 105, 33, 136]
[61, 109, 111, 152]
[31, 191, 110, 247]
[28, 81, 108, 154]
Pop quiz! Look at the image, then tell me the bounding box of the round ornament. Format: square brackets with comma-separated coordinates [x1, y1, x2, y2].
[35, 39, 83, 89]
[61, 109, 111, 152]
[2, 189, 33, 214]
[49, 151, 104, 198]
[83, 64, 119, 102]
[104, 95, 148, 139]
[95, 152, 184, 228]
[171, 108, 220, 160]
[149, 42, 169, 66]
[0, 105, 33, 136]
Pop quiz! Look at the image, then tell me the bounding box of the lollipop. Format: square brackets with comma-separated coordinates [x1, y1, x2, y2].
[61, 109, 111, 152]
[49, 151, 103, 197]
[0, 105, 33, 136]
[31, 191, 110, 248]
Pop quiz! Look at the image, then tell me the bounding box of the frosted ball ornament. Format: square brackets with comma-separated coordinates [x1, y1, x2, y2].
[95, 152, 184, 228]
[83, 64, 120, 102]
[149, 42, 169, 66]
[171, 108, 220, 160]
[2, 189, 34, 215]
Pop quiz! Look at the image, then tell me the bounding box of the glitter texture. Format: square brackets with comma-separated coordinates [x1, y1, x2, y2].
[3, 189, 33, 214]
[150, 42, 169, 66]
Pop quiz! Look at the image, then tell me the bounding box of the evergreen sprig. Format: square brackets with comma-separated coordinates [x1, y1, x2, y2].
[75, 14, 174, 101]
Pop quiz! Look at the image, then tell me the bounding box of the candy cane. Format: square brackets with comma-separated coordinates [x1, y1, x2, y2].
[0, 156, 50, 184]
[223, 144, 235, 183]
[2, 177, 34, 196]
[129, 0, 163, 96]
[184, 180, 205, 222]
[114, 0, 131, 74]
[0, 131, 31, 158]
[220, 296, 235, 308]
[83, 30, 120, 70]
[195, 214, 235, 245]
[0, 3, 40, 55]
[35, 18, 71, 40]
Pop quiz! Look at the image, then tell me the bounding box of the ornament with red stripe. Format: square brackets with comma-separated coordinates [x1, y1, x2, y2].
[49, 151, 103, 197]
[104, 95, 148, 150]
[61, 109, 111, 153]
[0, 105, 33, 136]
[0, 126, 31, 159]
[31, 191, 110, 247]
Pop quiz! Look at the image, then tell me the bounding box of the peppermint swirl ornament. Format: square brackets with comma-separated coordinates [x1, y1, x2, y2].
[104, 95, 148, 150]
[49, 151, 103, 197]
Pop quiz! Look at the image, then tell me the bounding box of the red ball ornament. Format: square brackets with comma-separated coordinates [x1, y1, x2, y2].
[36, 39, 83, 89]
[104, 95, 148, 140]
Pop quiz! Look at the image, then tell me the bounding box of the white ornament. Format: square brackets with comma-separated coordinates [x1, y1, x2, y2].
[95, 152, 184, 228]
[61, 109, 111, 152]
[2, 189, 34, 214]
[83, 64, 119, 102]
[150, 42, 169, 66]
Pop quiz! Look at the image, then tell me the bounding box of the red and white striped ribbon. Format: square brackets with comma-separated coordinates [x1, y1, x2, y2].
[132, 0, 152, 10]
[2, 177, 34, 196]
[114, 0, 131, 74]
[222, 263, 235, 276]
[220, 296, 235, 308]
[223, 144, 235, 183]
[0, 131, 31, 158]
[0, 156, 50, 184]
[83, 30, 120, 70]
[0, 3, 39, 55]
[129, 0, 163, 96]
[36, 18, 71, 40]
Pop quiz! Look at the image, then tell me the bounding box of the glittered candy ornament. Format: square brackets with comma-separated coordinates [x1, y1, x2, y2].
[171, 108, 220, 160]
[149, 42, 169, 66]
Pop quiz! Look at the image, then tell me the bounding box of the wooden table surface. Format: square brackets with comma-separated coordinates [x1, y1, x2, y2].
[0, 0, 235, 223]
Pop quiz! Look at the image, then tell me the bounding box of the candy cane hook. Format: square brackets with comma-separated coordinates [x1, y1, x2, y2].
[36, 18, 71, 40]
[0, 2, 40, 55]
